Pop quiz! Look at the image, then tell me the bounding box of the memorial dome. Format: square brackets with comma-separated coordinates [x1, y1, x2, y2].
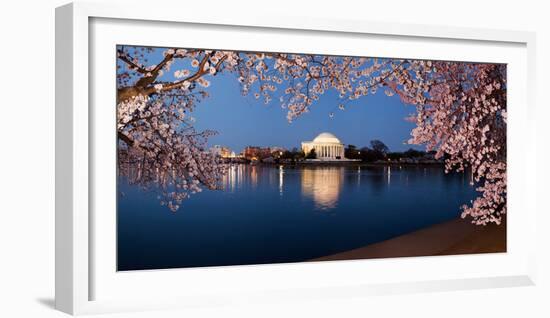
[313, 132, 341, 144]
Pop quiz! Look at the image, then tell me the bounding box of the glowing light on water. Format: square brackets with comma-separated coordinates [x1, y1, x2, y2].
[387, 165, 391, 186]
[279, 165, 284, 196]
[250, 165, 258, 188]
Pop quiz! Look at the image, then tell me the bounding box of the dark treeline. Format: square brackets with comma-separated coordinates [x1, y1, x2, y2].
[280, 147, 306, 160]
[344, 140, 439, 163]
[270, 139, 441, 164]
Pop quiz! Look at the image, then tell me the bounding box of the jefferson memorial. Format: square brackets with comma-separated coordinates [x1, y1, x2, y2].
[302, 132, 345, 160]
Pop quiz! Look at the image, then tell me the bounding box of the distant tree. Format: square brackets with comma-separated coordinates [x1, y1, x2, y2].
[360, 147, 385, 162]
[370, 140, 389, 154]
[386, 152, 401, 161]
[305, 148, 317, 159]
[281, 150, 294, 160]
[280, 149, 305, 162]
[403, 148, 425, 158]
[345, 144, 359, 159]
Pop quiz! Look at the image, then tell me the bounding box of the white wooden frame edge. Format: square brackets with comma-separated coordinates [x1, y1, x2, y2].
[55, 1, 537, 315]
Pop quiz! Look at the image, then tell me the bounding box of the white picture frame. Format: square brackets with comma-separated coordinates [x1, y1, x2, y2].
[55, 2, 537, 315]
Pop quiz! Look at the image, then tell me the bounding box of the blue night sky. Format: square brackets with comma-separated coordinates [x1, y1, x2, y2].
[193, 72, 421, 153]
[120, 47, 424, 154]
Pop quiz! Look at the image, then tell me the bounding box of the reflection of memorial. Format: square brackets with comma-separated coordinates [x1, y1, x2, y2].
[301, 167, 344, 209]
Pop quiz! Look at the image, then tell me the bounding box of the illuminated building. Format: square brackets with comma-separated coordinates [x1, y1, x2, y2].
[301, 132, 345, 160]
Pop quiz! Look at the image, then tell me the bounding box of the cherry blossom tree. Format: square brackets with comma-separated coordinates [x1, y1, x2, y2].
[388, 61, 507, 225]
[117, 46, 506, 225]
[117, 47, 228, 212]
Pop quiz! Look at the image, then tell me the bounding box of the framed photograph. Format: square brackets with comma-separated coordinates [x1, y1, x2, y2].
[56, 2, 537, 315]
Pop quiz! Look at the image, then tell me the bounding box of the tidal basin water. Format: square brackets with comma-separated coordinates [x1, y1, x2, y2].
[118, 164, 477, 270]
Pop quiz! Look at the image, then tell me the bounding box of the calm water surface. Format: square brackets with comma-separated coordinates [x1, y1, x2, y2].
[118, 164, 477, 270]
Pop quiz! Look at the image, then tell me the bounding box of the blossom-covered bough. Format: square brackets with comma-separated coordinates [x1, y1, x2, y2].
[392, 61, 507, 225]
[117, 46, 506, 225]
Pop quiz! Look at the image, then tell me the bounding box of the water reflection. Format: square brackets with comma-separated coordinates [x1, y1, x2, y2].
[387, 165, 391, 186]
[219, 164, 465, 213]
[301, 167, 344, 210]
[119, 163, 478, 270]
[222, 164, 248, 192]
[368, 167, 385, 194]
[279, 165, 284, 196]
[250, 165, 258, 188]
